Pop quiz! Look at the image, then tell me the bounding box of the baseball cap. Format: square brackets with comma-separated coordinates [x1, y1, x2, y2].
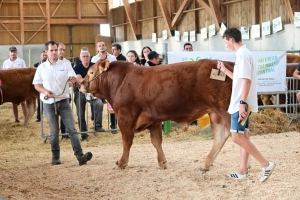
[9, 46, 17, 52]
[148, 51, 160, 60]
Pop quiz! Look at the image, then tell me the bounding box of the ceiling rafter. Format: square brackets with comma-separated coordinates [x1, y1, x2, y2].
[251, 0, 259, 25]
[196, 0, 221, 31]
[25, 23, 47, 44]
[157, 0, 172, 36]
[171, 0, 189, 27]
[92, 0, 105, 16]
[37, 0, 46, 17]
[19, 0, 24, 44]
[0, 23, 21, 44]
[284, 0, 294, 23]
[123, 0, 138, 40]
[51, 0, 64, 17]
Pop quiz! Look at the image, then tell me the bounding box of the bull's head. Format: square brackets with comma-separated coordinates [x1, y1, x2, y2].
[79, 59, 110, 97]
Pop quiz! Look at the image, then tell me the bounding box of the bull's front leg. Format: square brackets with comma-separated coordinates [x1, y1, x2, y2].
[24, 98, 36, 127]
[149, 123, 167, 169]
[201, 112, 230, 173]
[116, 129, 135, 169]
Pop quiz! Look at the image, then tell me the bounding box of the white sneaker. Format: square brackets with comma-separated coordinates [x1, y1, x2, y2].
[225, 171, 247, 181]
[260, 161, 275, 182]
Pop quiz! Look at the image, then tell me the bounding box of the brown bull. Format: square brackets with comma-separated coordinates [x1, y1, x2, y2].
[0, 68, 39, 126]
[80, 59, 234, 171]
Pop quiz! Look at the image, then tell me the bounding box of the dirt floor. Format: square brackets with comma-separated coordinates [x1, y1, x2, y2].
[0, 103, 300, 200]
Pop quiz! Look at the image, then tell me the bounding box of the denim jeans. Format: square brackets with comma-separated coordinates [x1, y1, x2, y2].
[43, 99, 83, 157]
[74, 91, 103, 131]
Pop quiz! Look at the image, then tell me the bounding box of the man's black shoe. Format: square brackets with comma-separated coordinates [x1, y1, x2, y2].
[95, 127, 105, 132]
[35, 119, 40, 122]
[111, 130, 118, 134]
[77, 152, 93, 166]
[52, 158, 61, 165]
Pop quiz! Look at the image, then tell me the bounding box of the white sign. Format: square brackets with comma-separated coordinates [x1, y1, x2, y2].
[190, 30, 196, 42]
[294, 12, 300, 27]
[251, 24, 260, 38]
[167, 51, 286, 92]
[241, 26, 250, 40]
[273, 16, 283, 33]
[209, 24, 216, 37]
[152, 33, 156, 43]
[262, 21, 271, 35]
[220, 23, 226, 36]
[175, 30, 180, 41]
[162, 30, 167, 40]
[201, 27, 207, 39]
[183, 32, 189, 42]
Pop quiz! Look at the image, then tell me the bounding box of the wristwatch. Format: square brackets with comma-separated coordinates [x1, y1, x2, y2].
[240, 100, 247, 104]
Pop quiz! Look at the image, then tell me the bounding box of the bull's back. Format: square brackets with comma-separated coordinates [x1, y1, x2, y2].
[118, 60, 233, 118]
[0, 68, 39, 104]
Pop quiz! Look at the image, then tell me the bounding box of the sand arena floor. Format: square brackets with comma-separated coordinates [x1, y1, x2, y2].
[0, 103, 300, 200]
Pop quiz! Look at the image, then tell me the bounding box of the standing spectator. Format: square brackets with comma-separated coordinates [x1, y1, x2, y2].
[217, 28, 275, 182]
[3, 46, 28, 123]
[91, 41, 118, 134]
[74, 49, 105, 141]
[145, 51, 161, 66]
[126, 50, 141, 65]
[112, 43, 126, 61]
[182, 43, 197, 126]
[34, 50, 48, 122]
[140, 46, 152, 66]
[183, 43, 193, 51]
[32, 41, 93, 165]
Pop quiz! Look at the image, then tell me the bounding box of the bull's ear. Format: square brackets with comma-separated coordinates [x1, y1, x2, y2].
[100, 60, 110, 71]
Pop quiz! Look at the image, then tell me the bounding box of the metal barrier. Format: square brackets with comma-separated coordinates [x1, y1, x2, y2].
[285, 77, 300, 130]
[40, 89, 118, 142]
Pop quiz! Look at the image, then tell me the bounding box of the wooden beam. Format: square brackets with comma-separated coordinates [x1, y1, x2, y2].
[46, 0, 51, 40]
[0, 20, 48, 23]
[51, 0, 64, 17]
[157, 0, 172, 36]
[219, 0, 227, 23]
[37, 0, 46, 17]
[171, 0, 188, 27]
[284, 0, 294, 23]
[77, 0, 81, 19]
[251, 0, 259, 25]
[0, 23, 21, 44]
[92, 0, 105, 16]
[0, 0, 3, 10]
[197, 0, 220, 31]
[50, 19, 109, 24]
[25, 23, 47, 44]
[19, 0, 25, 44]
[123, 0, 138, 38]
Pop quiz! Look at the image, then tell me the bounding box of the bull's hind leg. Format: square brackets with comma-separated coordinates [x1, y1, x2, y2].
[24, 98, 36, 127]
[201, 112, 230, 172]
[149, 123, 167, 169]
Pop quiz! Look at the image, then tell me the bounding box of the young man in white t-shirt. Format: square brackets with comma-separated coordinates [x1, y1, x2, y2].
[2, 46, 28, 123]
[217, 28, 275, 182]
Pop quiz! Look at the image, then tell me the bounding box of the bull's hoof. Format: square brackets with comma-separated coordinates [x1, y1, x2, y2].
[159, 161, 168, 169]
[115, 161, 127, 169]
[200, 167, 209, 174]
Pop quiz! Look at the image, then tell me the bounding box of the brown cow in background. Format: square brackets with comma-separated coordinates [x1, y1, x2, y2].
[260, 54, 300, 107]
[80, 59, 235, 172]
[0, 68, 39, 126]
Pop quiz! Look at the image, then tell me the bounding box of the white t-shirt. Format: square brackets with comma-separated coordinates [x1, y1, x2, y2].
[32, 59, 76, 104]
[91, 53, 117, 63]
[228, 45, 258, 114]
[3, 57, 26, 69]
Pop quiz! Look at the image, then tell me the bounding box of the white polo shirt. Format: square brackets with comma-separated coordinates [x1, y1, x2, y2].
[91, 53, 117, 63]
[3, 57, 26, 69]
[32, 59, 76, 104]
[228, 45, 258, 114]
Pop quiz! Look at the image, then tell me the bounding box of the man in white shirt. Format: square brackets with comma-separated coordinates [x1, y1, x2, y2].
[91, 41, 118, 134]
[2, 46, 28, 123]
[217, 28, 275, 182]
[32, 41, 93, 166]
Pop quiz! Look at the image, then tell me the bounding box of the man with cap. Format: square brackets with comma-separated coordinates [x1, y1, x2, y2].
[3, 46, 28, 123]
[145, 51, 161, 66]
